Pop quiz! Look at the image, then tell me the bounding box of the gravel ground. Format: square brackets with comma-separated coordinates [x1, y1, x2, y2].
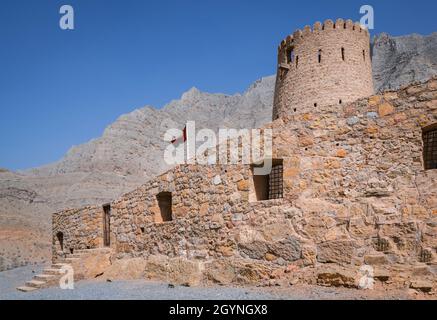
[0, 265, 277, 300]
[0, 265, 433, 300]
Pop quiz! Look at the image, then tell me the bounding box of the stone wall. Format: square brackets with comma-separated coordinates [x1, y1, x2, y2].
[273, 19, 374, 120]
[52, 206, 104, 260]
[110, 163, 253, 259]
[265, 78, 437, 270]
[52, 78, 437, 290]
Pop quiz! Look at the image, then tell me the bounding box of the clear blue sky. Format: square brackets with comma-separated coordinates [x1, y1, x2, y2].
[0, 0, 436, 170]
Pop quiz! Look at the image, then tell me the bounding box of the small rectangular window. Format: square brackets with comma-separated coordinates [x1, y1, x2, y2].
[268, 162, 284, 199]
[423, 126, 437, 170]
[251, 160, 284, 201]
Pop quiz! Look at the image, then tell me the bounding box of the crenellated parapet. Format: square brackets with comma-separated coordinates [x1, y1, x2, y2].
[278, 19, 369, 55]
[273, 19, 374, 120]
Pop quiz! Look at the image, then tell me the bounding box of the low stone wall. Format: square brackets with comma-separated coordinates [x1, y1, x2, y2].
[109, 164, 287, 261]
[52, 78, 437, 291]
[52, 206, 104, 260]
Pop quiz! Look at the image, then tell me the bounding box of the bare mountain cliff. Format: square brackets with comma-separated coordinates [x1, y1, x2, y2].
[22, 76, 275, 211]
[372, 32, 437, 92]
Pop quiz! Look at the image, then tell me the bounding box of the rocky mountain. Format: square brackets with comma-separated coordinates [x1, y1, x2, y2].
[372, 32, 437, 92]
[23, 76, 275, 211]
[1, 32, 437, 271]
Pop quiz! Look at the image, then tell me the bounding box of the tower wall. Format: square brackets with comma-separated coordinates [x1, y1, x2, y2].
[273, 19, 374, 120]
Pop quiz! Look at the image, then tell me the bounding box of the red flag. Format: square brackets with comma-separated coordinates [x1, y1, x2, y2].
[171, 126, 187, 145]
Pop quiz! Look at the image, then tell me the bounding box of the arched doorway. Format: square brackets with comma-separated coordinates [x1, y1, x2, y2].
[56, 231, 64, 251]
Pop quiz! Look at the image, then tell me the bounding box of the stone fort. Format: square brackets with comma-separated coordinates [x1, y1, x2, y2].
[18, 19, 437, 292]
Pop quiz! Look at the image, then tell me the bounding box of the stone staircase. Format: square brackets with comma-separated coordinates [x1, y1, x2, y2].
[17, 248, 112, 292]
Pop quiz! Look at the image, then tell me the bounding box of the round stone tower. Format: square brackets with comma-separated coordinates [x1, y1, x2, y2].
[272, 19, 374, 120]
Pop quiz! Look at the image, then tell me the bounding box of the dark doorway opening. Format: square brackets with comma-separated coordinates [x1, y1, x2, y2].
[156, 192, 173, 222]
[103, 204, 111, 247]
[56, 232, 64, 251]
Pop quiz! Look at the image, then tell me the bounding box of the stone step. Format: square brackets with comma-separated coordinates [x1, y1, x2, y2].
[44, 268, 65, 275]
[34, 274, 57, 282]
[34, 274, 61, 286]
[51, 263, 69, 269]
[75, 249, 91, 254]
[52, 258, 81, 269]
[77, 248, 112, 253]
[17, 286, 39, 292]
[68, 254, 83, 258]
[25, 280, 46, 289]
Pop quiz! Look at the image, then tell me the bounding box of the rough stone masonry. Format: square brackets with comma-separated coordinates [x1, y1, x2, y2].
[51, 20, 437, 292]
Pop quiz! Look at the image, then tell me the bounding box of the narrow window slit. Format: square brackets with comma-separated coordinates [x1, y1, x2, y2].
[286, 47, 295, 64]
[103, 204, 111, 247]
